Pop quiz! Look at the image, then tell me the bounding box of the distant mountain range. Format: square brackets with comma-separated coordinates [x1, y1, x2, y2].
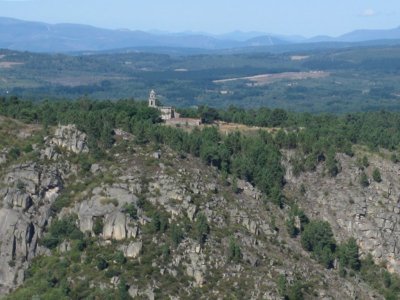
[1, 17, 400, 53]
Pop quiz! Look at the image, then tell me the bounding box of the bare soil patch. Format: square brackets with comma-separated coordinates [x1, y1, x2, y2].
[0, 62, 24, 69]
[290, 55, 310, 61]
[213, 71, 329, 86]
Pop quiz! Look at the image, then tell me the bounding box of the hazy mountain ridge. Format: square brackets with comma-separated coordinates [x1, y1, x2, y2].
[1, 17, 400, 53]
[0, 17, 289, 52]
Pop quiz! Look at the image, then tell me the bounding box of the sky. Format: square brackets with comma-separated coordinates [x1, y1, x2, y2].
[0, 0, 399, 37]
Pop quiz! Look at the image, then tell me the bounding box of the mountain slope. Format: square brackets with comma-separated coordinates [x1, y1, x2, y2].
[0, 117, 385, 299]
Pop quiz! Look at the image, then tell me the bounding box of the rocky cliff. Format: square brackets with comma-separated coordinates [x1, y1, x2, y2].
[0, 121, 394, 299]
[0, 124, 78, 294]
[285, 150, 400, 274]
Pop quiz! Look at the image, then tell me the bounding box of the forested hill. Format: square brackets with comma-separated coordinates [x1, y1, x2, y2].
[2, 97, 400, 298]
[2, 96, 400, 188]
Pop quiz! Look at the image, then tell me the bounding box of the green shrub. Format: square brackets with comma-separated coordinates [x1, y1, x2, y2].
[41, 215, 83, 249]
[170, 223, 184, 247]
[97, 257, 109, 270]
[338, 238, 360, 271]
[93, 217, 104, 236]
[16, 180, 26, 191]
[23, 144, 33, 153]
[359, 171, 369, 187]
[326, 150, 339, 177]
[287, 281, 304, 300]
[287, 205, 309, 238]
[118, 277, 129, 300]
[372, 168, 382, 183]
[51, 195, 72, 214]
[8, 147, 21, 160]
[122, 203, 137, 219]
[105, 268, 121, 278]
[362, 156, 369, 168]
[113, 251, 126, 265]
[161, 244, 170, 260]
[301, 220, 336, 268]
[194, 213, 209, 246]
[227, 237, 241, 263]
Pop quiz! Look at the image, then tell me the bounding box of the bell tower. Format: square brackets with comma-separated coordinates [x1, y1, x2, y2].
[148, 90, 157, 108]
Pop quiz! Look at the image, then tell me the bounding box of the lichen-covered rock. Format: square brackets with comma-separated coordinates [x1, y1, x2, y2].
[284, 151, 400, 273]
[0, 209, 35, 294]
[0, 161, 65, 295]
[2, 188, 32, 211]
[74, 185, 138, 237]
[54, 124, 89, 153]
[103, 212, 127, 240]
[46, 124, 89, 156]
[120, 241, 142, 258]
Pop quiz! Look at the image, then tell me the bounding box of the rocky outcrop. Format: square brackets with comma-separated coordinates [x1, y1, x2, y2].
[184, 243, 207, 287]
[43, 124, 88, 159]
[0, 123, 388, 298]
[285, 152, 400, 273]
[71, 184, 139, 239]
[0, 152, 6, 164]
[0, 162, 65, 294]
[119, 241, 143, 258]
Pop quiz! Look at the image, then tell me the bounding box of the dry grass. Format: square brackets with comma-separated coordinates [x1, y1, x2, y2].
[164, 120, 281, 135]
[212, 121, 280, 135]
[0, 116, 42, 139]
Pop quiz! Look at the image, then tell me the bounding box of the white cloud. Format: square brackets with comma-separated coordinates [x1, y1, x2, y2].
[360, 8, 377, 17]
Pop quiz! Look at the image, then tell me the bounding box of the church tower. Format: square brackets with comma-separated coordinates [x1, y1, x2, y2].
[148, 90, 157, 108]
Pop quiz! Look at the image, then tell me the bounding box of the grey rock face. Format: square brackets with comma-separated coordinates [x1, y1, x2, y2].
[0, 162, 65, 295]
[0, 209, 34, 293]
[74, 184, 138, 238]
[53, 124, 89, 154]
[0, 152, 6, 164]
[285, 152, 400, 273]
[119, 241, 143, 258]
[43, 124, 89, 159]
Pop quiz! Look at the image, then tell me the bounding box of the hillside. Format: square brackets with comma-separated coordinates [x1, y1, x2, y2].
[2, 98, 400, 299]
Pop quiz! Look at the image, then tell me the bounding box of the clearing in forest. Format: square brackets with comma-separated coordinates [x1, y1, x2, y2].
[213, 71, 329, 86]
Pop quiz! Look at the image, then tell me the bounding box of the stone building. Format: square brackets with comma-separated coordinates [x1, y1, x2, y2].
[148, 90, 202, 126]
[148, 90, 180, 120]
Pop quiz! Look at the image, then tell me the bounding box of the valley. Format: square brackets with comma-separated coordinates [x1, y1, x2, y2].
[1, 44, 400, 113]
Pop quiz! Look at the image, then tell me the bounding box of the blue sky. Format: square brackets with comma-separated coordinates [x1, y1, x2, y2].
[0, 0, 399, 37]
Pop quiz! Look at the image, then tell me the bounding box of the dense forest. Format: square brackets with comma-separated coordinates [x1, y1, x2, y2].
[2, 95, 400, 203]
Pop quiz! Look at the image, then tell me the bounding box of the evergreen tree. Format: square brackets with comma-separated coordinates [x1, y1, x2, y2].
[227, 237, 241, 263]
[195, 213, 209, 246]
[338, 238, 360, 271]
[372, 168, 382, 183]
[359, 171, 369, 187]
[301, 220, 336, 268]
